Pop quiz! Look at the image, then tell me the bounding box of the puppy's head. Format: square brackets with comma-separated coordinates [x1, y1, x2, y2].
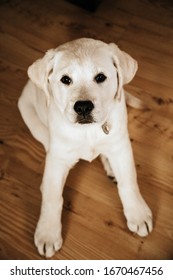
[28, 38, 137, 125]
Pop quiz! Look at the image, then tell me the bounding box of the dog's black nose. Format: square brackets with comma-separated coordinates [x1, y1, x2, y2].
[74, 100, 94, 116]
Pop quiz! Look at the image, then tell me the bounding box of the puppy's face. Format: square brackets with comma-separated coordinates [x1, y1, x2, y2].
[49, 45, 118, 125]
[28, 38, 137, 125]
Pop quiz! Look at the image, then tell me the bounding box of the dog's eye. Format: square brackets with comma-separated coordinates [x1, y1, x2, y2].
[95, 73, 107, 83]
[60, 75, 72, 85]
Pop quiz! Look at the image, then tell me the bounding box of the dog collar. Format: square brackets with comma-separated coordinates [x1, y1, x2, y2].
[102, 122, 110, 135]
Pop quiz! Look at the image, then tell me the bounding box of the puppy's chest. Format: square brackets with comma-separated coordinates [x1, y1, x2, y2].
[75, 128, 108, 162]
[80, 146, 99, 162]
[56, 122, 113, 162]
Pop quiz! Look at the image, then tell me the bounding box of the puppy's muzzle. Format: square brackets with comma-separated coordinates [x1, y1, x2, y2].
[74, 100, 94, 124]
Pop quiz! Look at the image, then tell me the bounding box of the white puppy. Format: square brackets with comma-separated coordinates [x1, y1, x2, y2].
[18, 38, 153, 258]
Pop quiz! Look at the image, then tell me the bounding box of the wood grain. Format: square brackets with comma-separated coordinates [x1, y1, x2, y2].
[0, 0, 173, 260]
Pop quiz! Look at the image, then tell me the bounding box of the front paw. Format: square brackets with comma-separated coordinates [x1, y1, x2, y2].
[125, 198, 153, 237]
[34, 219, 63, 258]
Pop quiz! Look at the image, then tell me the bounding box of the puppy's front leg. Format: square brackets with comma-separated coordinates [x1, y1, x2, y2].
[107, 135, 153, 237]
[34, 151, 71, 258]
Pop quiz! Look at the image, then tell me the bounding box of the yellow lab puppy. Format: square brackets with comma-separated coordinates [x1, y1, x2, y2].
[18, 38, 153, 258]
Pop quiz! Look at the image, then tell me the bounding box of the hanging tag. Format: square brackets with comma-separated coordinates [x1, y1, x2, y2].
[102, 122, 110, 135]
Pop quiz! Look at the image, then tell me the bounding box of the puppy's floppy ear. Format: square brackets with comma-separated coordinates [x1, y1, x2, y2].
[109, 43, 138, 101]
[28, 49, 56, 104]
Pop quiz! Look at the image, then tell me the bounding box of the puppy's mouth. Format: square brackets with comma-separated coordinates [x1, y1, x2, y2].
[76, 115, 95, 124]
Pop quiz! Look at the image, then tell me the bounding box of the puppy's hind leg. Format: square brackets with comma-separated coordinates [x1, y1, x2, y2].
[18, 95, 49, 152]
[100, 155, 117, 183]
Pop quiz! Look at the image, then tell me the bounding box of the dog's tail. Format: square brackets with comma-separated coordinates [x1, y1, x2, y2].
[125, 90, 147, 109]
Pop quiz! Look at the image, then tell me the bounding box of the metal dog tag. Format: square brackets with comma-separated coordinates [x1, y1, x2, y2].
[102, 122, 110, 135]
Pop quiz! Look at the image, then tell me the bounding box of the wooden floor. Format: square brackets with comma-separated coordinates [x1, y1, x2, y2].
[0, 0, 173, 260]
